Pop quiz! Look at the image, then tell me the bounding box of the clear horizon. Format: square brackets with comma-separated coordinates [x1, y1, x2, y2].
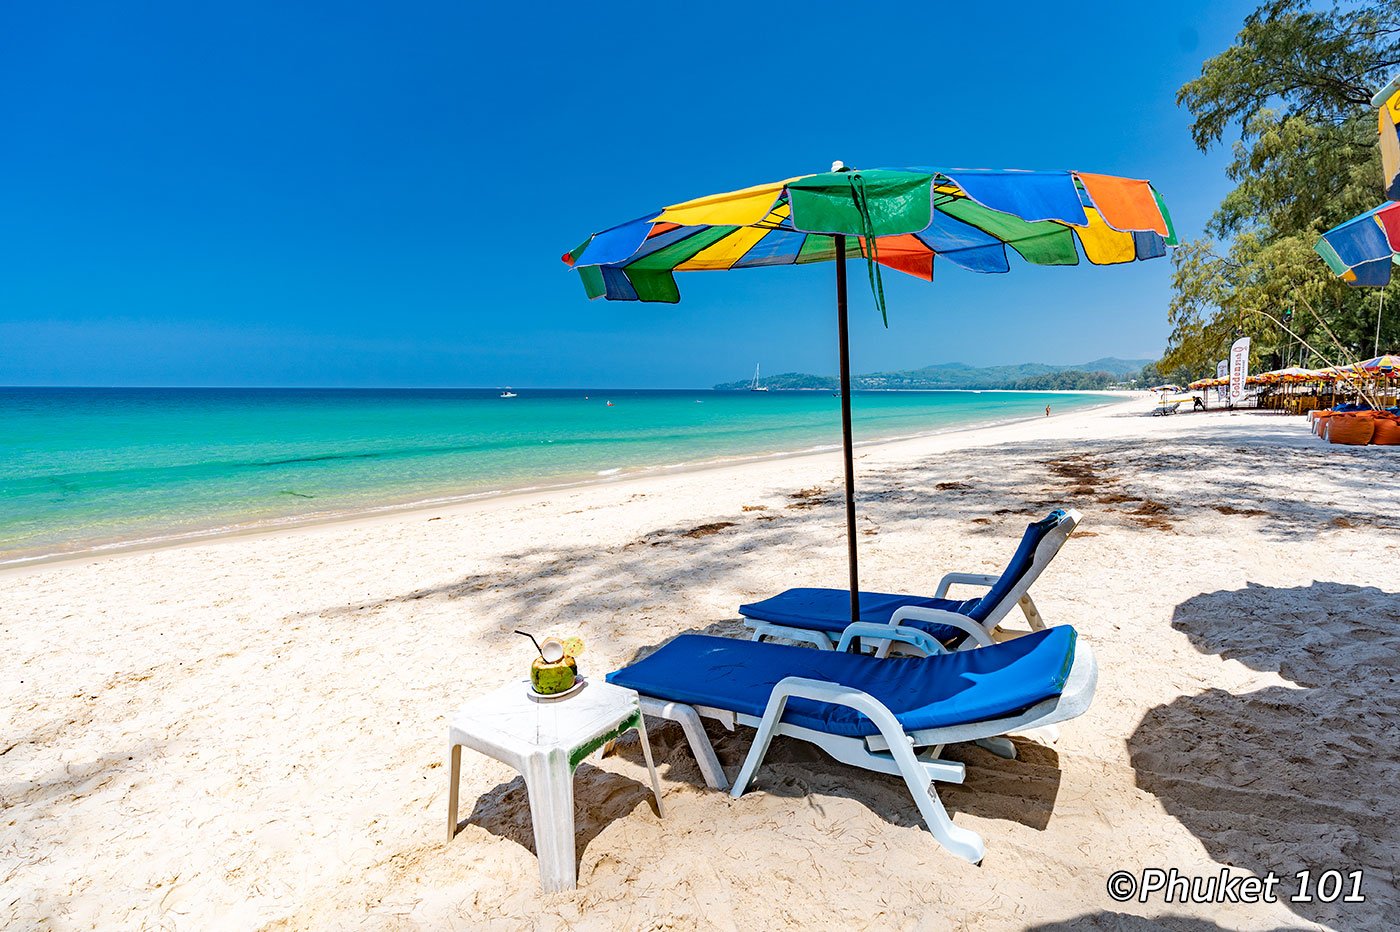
[0, 1, 1253, 387]
[0, 353, 1155, 391]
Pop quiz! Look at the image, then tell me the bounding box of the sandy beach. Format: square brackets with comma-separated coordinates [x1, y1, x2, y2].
[4, 398, 1398, 930]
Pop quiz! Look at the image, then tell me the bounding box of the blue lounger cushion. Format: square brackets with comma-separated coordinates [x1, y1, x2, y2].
[739, 510, 1065, 642]
[737, 589, 979, 638]
[607, 626, 1077, 739]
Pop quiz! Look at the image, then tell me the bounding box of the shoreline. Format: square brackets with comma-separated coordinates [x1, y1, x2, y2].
[1, 393, 1136, 573]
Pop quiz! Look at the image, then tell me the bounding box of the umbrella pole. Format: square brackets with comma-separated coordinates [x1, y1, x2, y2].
[1377, 292, 1384, 358]
[834, 234, 860, 626]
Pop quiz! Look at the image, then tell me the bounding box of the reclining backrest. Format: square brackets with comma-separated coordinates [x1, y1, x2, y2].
[966, 509, 1077, 623]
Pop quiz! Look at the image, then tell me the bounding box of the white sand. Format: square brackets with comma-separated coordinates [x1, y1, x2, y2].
[3, 399, 1398, 930]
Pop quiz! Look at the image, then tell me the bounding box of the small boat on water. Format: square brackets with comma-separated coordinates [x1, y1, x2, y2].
[500, 388, 518, 398]
[750, 363, 769, 392]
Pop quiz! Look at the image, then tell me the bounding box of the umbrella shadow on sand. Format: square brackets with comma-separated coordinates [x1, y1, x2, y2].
[1127, 581, 1400, 928]
[735, 728, 1060, 831]
[302, 427, 1400, 634]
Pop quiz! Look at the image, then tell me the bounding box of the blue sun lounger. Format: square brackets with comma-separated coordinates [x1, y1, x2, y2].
[739, 509, 1081, 652]
[607, 623, 1097, 863]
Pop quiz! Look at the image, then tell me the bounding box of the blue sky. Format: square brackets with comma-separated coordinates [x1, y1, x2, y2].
[0, 1, 1258, 388]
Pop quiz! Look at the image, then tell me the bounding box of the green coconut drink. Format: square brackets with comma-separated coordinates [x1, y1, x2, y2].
[518, 631, 585, 695]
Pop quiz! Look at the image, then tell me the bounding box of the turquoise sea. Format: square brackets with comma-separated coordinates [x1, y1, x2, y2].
[0, 388, 1115, 564]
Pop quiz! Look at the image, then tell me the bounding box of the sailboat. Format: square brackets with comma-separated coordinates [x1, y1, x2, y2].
[749, 363, 769, 392]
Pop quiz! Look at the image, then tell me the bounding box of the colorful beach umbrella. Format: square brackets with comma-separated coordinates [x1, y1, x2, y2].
[1249, 366, 1320, 385]
[564, 164, 1175, 624]
[1377, 80, 1400, 200]
[1315, 202, 1400, 286]
[1315, 78, 1400, 285]
[1352, 353, 1399, 375]
[1303, 356, 1399, 382]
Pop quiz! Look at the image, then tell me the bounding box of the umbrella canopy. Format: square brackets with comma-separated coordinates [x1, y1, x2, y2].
[1315, 202, 1400, 286]
[1351, 354, 1399, 375]
[1321, 364, 1372, 380]
[564, 165, 1175, 624]
[565, 167, 1175, 308]
[1382, 85, 1400, 200]
[1250, 366, 1321, 385]
[1317, 81, 1400, 284]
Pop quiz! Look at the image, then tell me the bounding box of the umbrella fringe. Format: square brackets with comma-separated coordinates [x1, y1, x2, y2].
[846, 173, 889, 327]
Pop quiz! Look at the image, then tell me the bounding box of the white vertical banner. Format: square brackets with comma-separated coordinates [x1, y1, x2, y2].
[1216, 360, 1228, 379]
[1228, 337, 1251, 403]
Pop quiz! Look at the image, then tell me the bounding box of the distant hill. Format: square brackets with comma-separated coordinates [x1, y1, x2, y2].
[714, 358, 1154, 391]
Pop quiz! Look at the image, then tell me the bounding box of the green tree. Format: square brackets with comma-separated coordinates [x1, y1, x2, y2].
[1136, 362, 1163, 386]
[1168, 0, 1400, 379]
[1012, 370, 1116, 390]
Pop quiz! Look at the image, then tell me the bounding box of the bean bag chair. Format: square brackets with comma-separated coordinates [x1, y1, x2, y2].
[1328, 414, 1376, 445]
[1372, 416, 1400, 445]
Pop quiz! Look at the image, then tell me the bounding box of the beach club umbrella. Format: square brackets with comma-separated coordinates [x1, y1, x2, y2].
[1250, 366, 1316, 385]
[562, 164, 1175, 624]
[1352, 354, 1399, 376]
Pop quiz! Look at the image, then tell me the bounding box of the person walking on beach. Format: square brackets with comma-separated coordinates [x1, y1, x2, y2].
[1045, 404, 1051, 417]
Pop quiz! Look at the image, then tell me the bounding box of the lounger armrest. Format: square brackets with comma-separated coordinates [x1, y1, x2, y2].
[764, 677, 907, 736]
[932, 572, 1000, 598]
[888, 605, 996, 648]
[836, 622, 946, 656]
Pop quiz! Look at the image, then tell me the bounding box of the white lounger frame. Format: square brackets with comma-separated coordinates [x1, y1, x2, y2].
[743, 508, 1082, 652]
[636, 624, 1099, 864]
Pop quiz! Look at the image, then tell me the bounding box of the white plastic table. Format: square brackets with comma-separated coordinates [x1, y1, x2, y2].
[446, 678, 664, 892]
